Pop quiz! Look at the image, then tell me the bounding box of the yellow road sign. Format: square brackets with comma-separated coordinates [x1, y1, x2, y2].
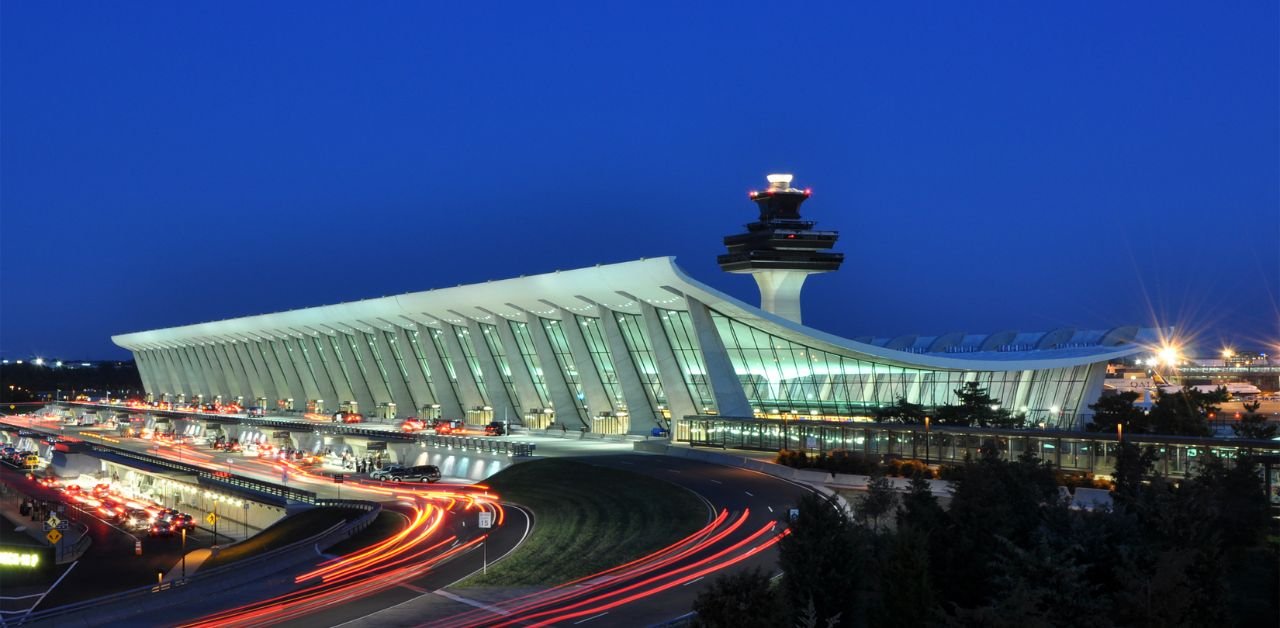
[46, 515, 61, 528]
[46, 529, 63, 544]
[205, 512, 219, 525]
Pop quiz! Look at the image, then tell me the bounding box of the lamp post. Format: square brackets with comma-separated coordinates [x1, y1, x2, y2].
[180, 527, 187, 580]
[924, 416, 931, 465]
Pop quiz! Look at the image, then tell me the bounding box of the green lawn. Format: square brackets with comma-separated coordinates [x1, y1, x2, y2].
[199, 505, 360, 571]
[460, 458, 708, 587]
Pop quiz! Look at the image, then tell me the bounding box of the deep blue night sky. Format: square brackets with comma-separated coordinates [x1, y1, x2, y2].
[2, 3, 1277, 360]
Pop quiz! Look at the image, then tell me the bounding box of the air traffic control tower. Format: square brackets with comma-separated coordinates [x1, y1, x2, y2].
[717, 174, 843, 324]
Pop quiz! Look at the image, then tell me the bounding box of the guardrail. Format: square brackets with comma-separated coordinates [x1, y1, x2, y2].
[414, 433, 536, 457]
[17, 500, 381, 626]
[96, 446, 319, 505]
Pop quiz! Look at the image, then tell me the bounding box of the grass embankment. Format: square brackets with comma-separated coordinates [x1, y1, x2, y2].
[461, 459, 707, 587]
[325, 510, 406, 555]
[199, 506, 360, 570]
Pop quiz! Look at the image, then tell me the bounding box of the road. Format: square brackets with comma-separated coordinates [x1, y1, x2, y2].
[335, 454, 814, 627]
[6, 411, 815, 626]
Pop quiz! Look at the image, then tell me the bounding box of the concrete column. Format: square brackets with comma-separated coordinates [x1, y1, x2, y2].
[439, 324, 485, 413]
[187, 345, 220, 400]
[367, 327, 417, 419]
[524, 313, 586, 428]
[492, 317, 542, 418]
[597, 306, 661, 434]
[329, 331, 376, 415]
[466, 318, 517, 422]
[196, 345, 233, 401]
[685, 298, 753, 417]
[134, 350, 164, 397]
[349, 331, 394, 407]
[267, 337, 308, 409]
[213, 341, 252, 402]
[157, 347, 190, 396]
[392, 326, 437, 412]
[280, 337, 322, 406]
[414, 323, 464, 420]
[749, 270, 812, 324]
[230, 341, 268, 401]
[244, 339, 285, 406]
[639, 303, 697, 420]
[308, 334, 353, 410]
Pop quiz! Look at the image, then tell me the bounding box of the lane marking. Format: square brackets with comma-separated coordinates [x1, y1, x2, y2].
[682, 576, 705, 587]
[574, 612, 610, 624]
[435, 589, 512, 615]
[768, 506, 774, 513]
[708, 479, 722, 484]
[399, 582, 429, 594]
[744, 491, 754, 497]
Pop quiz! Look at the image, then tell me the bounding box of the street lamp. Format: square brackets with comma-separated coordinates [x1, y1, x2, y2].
[924, 416, 931, 465]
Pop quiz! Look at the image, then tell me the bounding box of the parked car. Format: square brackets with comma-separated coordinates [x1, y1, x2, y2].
[246, 406, 266, 418]
[126, 509, 153, 531]
[387, 465, 442, 483]
[370, 464, 405, 481]
[483, 422, 506, 436]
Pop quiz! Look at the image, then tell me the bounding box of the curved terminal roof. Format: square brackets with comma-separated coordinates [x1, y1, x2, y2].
[113, 257, 1161, 372]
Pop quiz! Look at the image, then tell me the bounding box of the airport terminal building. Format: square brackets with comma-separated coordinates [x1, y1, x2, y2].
[112, 176, 1158, 434]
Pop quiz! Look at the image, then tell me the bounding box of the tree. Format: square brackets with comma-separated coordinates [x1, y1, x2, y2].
[1110, 441, 1158, 504]
[1086, 391, 1149, 433]
[1231, 400, 1277, 440]
[857, 471, 897, 532]
[691, 567, 783, 628]
[871, 525, 936, 627]
[934, 381, 1021, 428]
[1147, 386, 1226, 436]
[873, 397, 927, 424]
[897, 470, 946, 534]
[778, 493, 865, 627]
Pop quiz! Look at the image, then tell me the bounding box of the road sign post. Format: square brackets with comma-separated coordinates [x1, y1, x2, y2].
[478, 511, 493, 574]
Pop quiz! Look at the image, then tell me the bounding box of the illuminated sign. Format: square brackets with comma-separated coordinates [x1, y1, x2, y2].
[0, 551, 40, 568]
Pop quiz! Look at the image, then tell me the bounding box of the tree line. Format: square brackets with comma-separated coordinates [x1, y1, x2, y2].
[692, 444, 1277, 627]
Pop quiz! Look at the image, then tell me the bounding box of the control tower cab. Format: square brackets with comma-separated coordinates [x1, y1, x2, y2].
[717, 174, 843, 324]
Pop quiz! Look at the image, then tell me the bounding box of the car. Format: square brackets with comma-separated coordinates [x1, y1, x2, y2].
[483, 422, 506, 436]
[126, 509, 153, 530]
[37, 476, 63, 489]
[98, 499, 126, 522]
[370, 464, 405, 481]
[170, 513, 195, 530]
[149, 521, 174, 537]
[332, 412, 364, 424]
[246, 406, 266, 418]
[387, 465, 442, 483]
[434, 419, 465, 435]
[400, 417, 427, 432]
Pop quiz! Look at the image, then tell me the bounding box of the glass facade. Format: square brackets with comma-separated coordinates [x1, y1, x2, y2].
[343, 333, 376, 399]
[710, 310, 1093, 424]
[405, 329, 439, 403]
[575, 315, 625, 410]
[362, 332, 396, 404]
[508, 321, 553, 409]
[451, 326, 490, 404]
[383, 330, 424, 408]
[480, 323, 522, 413]
[540, 317, 589, 422]
[615, 313, 668, 417]
[295, 337, 330, 399]
[428, 327, 465, 406]
[323, 335, 355, 399]
[252, 341, 284, 398]
[656, 309, 716, 411]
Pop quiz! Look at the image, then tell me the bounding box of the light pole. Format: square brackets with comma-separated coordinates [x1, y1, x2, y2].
[924, 416, 931, 465]
[181, 528, 187, 580]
